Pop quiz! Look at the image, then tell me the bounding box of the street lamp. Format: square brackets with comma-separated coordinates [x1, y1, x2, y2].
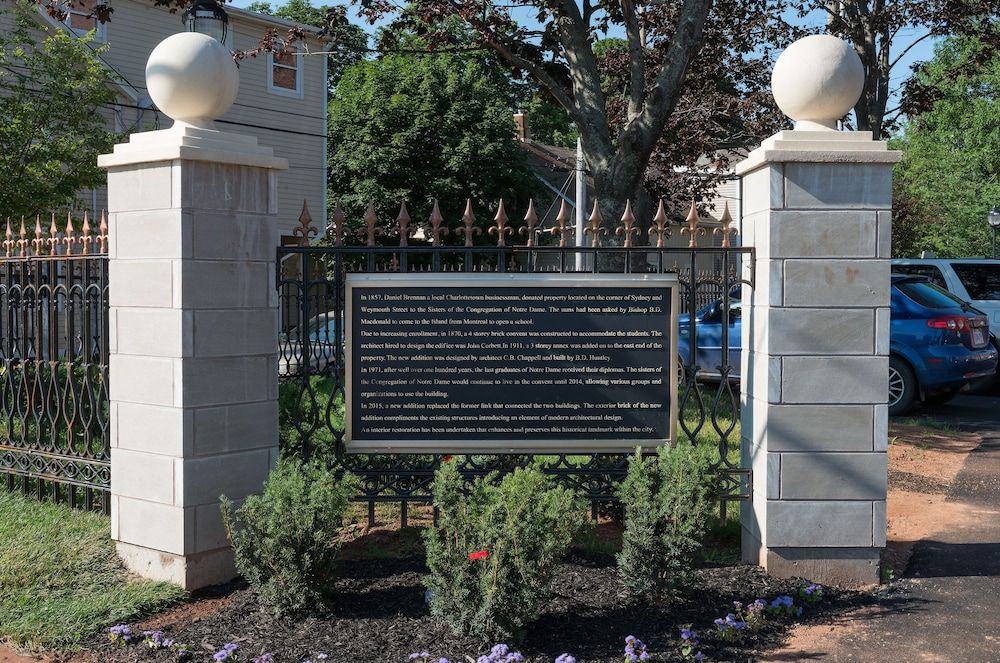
[989, 206, 1000, 259]
[182, 0, 229, 44]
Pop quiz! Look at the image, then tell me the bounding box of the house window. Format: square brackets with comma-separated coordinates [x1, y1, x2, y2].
[62, 0, 107, 41]
[267, 43, 302, 97]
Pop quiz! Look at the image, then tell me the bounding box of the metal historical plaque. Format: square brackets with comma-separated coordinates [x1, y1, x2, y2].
[345, 273, 679, 452]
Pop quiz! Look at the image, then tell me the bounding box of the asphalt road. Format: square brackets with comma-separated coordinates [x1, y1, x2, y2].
[765, 390, 1000, 662]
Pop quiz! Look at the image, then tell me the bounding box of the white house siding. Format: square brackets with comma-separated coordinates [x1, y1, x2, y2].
[706, 176, 741, 240]
[1, 2, 327, 238]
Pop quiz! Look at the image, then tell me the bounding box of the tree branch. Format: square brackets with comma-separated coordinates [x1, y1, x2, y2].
[622, 0, 713, 160]
[620, 0, 646, 120]
[480, 35, 576, 115]
[889, 30, 933, 70]
[551, 0, 612, 149]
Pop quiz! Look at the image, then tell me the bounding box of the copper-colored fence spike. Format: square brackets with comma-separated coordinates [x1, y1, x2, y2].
[293, 199, 317, 247]
[98, 210, 109, 254]
[17, 218, 28, 255]
[551, 198, 573, 247]
[428, 199, 448, 246]
[80, 212, 92, 255]
[649, 198, 670, 247]
[396, 201, 412, 247]
[31, 216, 45, 255]
[585, 198, 606, 248]
[328, 201, 346, 246]
[616, 200, 640, 248]
[457, 199, 480, 247]
[47, 213, 59, 255]
[390, 253, 400, 272]
[3, 219, 13, 257]
[64, 213, 76, 255]
[489, 198, 513, 247]
[681, 200, 705, 248]
[519, 199, 542, 247]
[358, 200, 382, 247]
[713, 200, 738, 248]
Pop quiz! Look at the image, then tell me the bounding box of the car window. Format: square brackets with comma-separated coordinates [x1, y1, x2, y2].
[308, 314, 337, 335]
[895, 280, 969, 309]
[951, 263, 1000, 300]
[892, 264, 947, 289]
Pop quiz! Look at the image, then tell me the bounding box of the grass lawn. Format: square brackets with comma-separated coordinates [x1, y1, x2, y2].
[0, 490, 186, 652]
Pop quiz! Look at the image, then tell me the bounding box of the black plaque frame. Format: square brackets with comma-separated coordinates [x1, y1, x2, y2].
[345, 272, 679, 453]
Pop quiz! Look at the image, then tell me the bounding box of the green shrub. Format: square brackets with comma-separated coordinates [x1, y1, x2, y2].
[221, 458, 358, 615]
[617, 444, 711, 598]
[423, 461, 585, 642]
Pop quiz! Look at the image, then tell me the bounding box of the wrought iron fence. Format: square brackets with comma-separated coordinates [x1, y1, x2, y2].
[0, 215, 110, 512]
[277, 198, 751, 525]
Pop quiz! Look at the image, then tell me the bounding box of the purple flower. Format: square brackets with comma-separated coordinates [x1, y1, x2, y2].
[490, 644, 510, 659]
[225, 644, 239, 652]
[555, 655, 576, 663]
[694, 653, 706, 661]
[316, 655, 328, 661]
[770, 595, 794, 609]
[625, 635, 636, 645]
[438, 659, 451, 663]
[213, 653, 229, 662]
[107, 624, 133, 644]
[253, 655, 274, 663]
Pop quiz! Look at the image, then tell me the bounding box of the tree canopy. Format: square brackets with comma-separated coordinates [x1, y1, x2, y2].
[0, 0, 116, 218]
[894, 35, 1000, 258]
[817, 0, 1000, 138]
[327, 51, 536, 229]
[42, 0, 1000, 224]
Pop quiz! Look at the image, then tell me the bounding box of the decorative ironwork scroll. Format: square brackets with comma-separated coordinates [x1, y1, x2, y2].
[1, 214, 110, 512]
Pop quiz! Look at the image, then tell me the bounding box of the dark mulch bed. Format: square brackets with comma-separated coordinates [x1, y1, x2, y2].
[86, 548, 865, 663]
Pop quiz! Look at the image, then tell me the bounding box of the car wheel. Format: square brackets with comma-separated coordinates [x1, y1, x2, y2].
[888, 356, 917, 416]
[923, 389, 957, 407]
[678, 354, 698, 386]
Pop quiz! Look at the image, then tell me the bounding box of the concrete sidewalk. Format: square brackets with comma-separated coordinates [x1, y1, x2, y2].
[761, 396, 1000, 662]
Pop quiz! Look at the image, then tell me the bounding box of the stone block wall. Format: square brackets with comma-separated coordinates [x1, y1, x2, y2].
[737, 131, 899, 586]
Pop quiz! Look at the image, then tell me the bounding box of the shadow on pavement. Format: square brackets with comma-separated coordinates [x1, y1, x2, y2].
[906, 540, 1000, 578]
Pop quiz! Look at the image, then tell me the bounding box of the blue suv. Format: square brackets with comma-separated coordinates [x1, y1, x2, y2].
[677, 275, 997, 415]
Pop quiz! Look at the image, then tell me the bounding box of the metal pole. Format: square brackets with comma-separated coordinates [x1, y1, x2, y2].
[993, 227, 997, 260]
[575, 137, 586, 271]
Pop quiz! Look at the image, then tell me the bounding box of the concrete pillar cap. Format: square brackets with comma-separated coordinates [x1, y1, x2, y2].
[146, 32, 239, 129]
[771, 34, 864, 131]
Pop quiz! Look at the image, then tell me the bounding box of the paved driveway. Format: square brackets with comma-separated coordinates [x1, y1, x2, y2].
[761, 391, 1000, 662]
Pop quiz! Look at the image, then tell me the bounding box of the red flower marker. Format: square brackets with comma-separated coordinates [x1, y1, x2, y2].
[468, 550, 489, 561]
[441, 455, 454, 463]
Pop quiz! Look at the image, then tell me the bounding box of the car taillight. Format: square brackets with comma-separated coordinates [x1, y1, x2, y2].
[927, 316, 969, 331]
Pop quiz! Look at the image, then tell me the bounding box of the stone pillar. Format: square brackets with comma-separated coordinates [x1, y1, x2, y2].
[98, 32, 288, 590]
[737, 35, 901, 586]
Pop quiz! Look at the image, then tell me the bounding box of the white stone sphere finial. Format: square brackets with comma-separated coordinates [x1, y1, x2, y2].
[771, 34, 864, 131]
[145, 32, 239, 129]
